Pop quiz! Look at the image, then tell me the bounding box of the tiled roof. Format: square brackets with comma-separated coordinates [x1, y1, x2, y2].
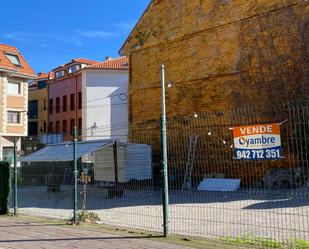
[53, 58, 99, 71]
[37, 72, 49, 79]
[73, 58, 98, 65]
[0, 44, 36, 78]
[86, 56, 128, 70]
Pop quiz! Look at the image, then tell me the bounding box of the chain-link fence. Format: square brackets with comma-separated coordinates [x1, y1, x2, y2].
[10, 103, 309, 247]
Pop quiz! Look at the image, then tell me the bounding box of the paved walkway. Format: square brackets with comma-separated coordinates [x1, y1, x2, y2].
[0, 217, 191, 249]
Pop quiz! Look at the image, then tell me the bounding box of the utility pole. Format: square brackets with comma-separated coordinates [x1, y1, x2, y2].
[161, 65, 169, 237]
[13, 137, 18, 216]
[73, 127, 78, 224]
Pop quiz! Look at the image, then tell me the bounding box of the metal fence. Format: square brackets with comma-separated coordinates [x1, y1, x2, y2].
[10, 103, 309, 248]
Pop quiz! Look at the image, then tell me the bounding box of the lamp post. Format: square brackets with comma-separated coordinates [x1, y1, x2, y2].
[161, 65, 169, 237]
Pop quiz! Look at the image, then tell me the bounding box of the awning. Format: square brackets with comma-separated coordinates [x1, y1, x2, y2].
[20, 140, 115, 162]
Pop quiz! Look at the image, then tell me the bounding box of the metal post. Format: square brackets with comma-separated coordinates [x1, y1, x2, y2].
[113, 141, 119, 198]
[73, 127, 78, 224]
[161, 65, 169, 237]
[113, 141, 119, 185]
[13, 137, 18, 216]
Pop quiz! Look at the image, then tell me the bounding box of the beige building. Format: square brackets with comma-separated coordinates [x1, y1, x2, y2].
[28, 72, 52, 136]
[0, 44, 36, 162]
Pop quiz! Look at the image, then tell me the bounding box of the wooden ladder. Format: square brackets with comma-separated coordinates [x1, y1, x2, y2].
[182, 135, 199, 190]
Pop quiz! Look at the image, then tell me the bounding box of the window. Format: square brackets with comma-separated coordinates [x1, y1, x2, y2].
[68, 66, 73, 74]
[28, 121, 38, 136]
[7, 82, 20, 95]
[7, 111, 20, 124]
[5, 53, 21, 66]
[38, 80, 46, 89]
[78, 92, 82, 110]
[49, 99, 53, 114]
[55, 121, 60, 133]
[55, 71, 63, 78]
[49, 122, 53, 133]
[3, 147, 14, 163]
[56, 97, 60, 113]
[68, 65, 81, 73]
[28, 100, 38, 119]
[70, 119, 75, 136]
[63, 95, 67, 112]
[42, 122, 47, 133]
[63, 120, 67, 135]
[43, 100, 47, 110]
[78, 118, 82, 135]
[70, 94, 75, 111]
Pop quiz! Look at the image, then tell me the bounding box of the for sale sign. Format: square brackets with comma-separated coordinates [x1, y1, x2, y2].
[233, 123, 282, 160]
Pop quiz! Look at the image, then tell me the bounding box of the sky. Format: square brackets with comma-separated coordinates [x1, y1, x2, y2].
[0, 0, 150, 73]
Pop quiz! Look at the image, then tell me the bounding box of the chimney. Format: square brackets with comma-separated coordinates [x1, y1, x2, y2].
[105, 56, 113, 61]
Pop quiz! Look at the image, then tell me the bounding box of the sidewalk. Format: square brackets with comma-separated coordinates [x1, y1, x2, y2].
[0, 217, 191, 249]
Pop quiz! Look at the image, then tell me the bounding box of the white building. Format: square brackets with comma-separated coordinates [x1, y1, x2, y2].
[81, 57, 129, 142]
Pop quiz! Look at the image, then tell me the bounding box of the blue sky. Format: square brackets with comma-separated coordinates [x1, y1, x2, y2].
[0, 0, 150, 72]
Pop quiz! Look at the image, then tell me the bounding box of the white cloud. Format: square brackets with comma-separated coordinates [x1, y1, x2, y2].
[2, 32, 83, 47]
[54, 35, 83, 47]
[113, 22, 135, 30]
[76, 30, 116, 39]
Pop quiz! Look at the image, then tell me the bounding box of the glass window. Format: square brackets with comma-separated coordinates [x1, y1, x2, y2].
[38, 80, 46, 89]
[49, 122, 53, 133]
[63, 120, 67, 135]
[56, 97, 60, 113]
[5, 53, 21, 66]
[3, 147, 14, 163]
[63, 95, 67, 112]
[78, 92, 82, 109]
[28, 100, 38, 119]
[55, 71, 64, 78]
[28, 121, 38, 136]
[78, 118, 82, 135]
[7, 82, 20, 95]
[7, 111, 20, 124]
[43, 100, 47, 110]
[68, 66, 75, 73]
[56, 121, 60, 133]
[70, 119, 75, 135]
[43, 122, 47, 133]
[49, 99, 53, 114]
[70, 94, 75, 111]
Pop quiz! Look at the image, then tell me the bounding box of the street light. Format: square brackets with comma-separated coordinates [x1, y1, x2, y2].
[161, 65, 169, 237]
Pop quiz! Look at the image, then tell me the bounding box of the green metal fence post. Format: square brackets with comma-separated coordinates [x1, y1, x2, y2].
[13, 137, 18, 216]
[161, 64, 169, 237]
[73, 127, 78, 224]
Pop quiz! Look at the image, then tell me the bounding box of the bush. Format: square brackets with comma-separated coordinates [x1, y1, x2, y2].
[67, 211, 100, 225]
[0, 161, 10, 215]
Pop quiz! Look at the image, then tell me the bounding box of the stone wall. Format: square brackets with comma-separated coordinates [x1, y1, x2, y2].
[122, 0, 309, 124]
[122, 0, 309, 185]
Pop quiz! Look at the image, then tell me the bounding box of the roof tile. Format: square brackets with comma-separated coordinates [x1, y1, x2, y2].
[86, 56, 128, 70]
[0, 44, 36, 78]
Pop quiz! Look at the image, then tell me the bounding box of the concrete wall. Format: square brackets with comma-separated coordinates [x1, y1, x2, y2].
[0, 75, 28, 137]
[0, 74, 27, 160]
[83, 70, 128, 142]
